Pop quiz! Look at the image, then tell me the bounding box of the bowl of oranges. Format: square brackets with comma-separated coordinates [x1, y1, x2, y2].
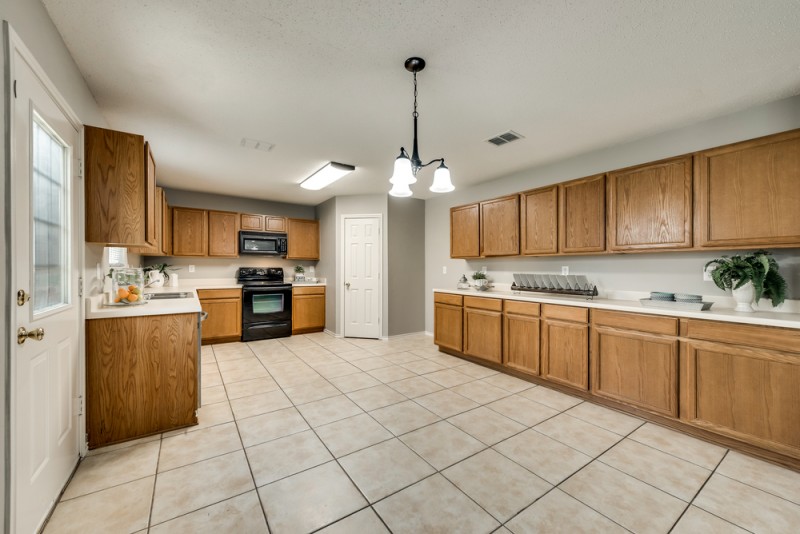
[107, 268, 148, 306]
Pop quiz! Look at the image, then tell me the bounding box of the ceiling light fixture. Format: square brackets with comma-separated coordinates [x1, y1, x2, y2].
[389, 57, 454, 197]
[300, 162, 355, 190]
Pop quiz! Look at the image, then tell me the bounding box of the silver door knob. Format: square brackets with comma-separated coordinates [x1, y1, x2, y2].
[17, 326, 45, 345]
[345, 282, 351, 289]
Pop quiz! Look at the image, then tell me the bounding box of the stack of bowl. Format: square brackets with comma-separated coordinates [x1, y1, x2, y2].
[674, 293, 702, 303]
[650, 291, 675, 301]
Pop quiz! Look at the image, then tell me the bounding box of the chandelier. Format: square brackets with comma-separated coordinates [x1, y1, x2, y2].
[389, 57, 455, 197]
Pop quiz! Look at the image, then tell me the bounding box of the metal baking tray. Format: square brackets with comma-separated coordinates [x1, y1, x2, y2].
[639, 298, 713, 311]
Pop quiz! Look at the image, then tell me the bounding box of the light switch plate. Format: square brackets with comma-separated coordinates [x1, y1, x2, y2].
[189, 265, 196, 273]
[703, 265, 714, 281]
[561, 266, 569, 275]
[442, 266, 447, 274]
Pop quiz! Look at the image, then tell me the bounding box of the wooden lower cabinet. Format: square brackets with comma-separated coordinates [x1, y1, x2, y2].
[684, 320, 800, 459]
[434, 293, 463, 352]
[591, 310, 679, 417]
[292, 286, 326, 334]
[463, 296, 503, 363]
[198, 288, 242, 344]
[540, 304, 589, 390]
[503, 300, 541, 374]
[86, 313, 198, 448]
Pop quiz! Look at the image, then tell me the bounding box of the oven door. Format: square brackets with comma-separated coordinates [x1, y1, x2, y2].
[242, 286, 292, 340]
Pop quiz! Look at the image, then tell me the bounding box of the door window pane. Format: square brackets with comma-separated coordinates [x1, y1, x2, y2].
[32, 113, 70, 313]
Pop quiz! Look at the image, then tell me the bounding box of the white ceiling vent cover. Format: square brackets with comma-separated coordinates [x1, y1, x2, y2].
[241, 138, 275, 152]
[487, 130, 524, 146]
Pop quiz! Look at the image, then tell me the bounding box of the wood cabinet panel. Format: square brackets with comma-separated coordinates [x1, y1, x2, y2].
[560, 174, 606, 253]
[240, 213, 264, 231]
[541, 320, 589, 390]
[162, 197, 172, 255]
[542, 304, 588, 323]
[450, 204, 480, 258]
[593, 309, 678, 336]
[266, 216, 286, 232]
[464, 306, 503, 364]
[199, 289, 242, 344]
[683, 339, 800, 458]
[607, 156, 693, 251]
[286, 218, 320, 260]
[434, 293, 463, 306]
[86, 313, 198, 448]
[434, 296, 463, 352]
[84, 125, 147, 245]
[172, 207, 208, 256]
[504, 300, 540, 316]
[480, 195, 520, 256]
[591, 326, 678, 417]
[463, 296, 503, 312]
[695, 129, 800, 248]
[208, 210, 239, 257]
[504, 311, 540, 375]
[688, 319, 800, 354]
[143, 142, 157, 247]
[292, 287, 326, 334]
[520, 186, 558, 255]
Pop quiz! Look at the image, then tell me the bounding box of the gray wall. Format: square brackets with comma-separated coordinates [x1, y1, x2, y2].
[425, 94, 800, 332]
[2, 0, 108, 530]
[388, 197, 426, 335]
[315, 197, 337, 331]
[162, 188, 315, 219]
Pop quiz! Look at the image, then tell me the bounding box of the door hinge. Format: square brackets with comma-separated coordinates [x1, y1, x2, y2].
[78, 276, 84, 297]
[74, 396, 83, 416]
[78, 159, 84, 178]
[13, 80, 17, 98]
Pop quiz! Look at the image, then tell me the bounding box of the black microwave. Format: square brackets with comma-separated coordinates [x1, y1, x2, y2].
[239, 231, 288, 255]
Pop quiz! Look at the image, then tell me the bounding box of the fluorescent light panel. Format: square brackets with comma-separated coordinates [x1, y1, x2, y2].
[300, 162, 355, 190]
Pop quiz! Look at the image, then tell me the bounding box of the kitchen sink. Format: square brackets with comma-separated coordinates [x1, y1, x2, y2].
[145, 292, 194, 299]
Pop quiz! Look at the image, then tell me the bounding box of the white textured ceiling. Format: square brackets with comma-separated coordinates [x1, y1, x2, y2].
[43, 0, 800, 205]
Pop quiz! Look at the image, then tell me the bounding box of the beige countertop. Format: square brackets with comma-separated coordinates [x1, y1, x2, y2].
[434, 287, 800, 329]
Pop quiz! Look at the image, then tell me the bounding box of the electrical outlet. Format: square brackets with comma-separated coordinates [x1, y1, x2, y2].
[189, 265, 196, 273]
[561, 266, 569, 275]
[703, 265, 714, 281]
[442, 266, 447, 274]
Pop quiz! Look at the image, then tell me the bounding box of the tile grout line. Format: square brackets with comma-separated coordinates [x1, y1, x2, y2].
[145, 438, 163, 530]
[666, 449, 734, 533]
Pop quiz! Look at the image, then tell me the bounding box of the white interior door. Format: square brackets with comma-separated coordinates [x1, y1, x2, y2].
[10, 36, 82, 534]
[343, 216, 382, 339]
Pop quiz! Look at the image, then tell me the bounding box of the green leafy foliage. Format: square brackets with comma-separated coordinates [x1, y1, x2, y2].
[704, 250, 787, 307]
[472, 271, 487, 280]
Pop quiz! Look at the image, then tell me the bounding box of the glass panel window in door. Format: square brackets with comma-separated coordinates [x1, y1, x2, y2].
[32, 113, 70, 314]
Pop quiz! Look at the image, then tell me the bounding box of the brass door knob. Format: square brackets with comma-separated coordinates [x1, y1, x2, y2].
[17, 327, 45, 345]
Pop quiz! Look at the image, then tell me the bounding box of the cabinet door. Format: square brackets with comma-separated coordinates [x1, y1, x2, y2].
[292, 291, 326, 334]
[172, 207, 208, 256]
[240, 213, 264, 231]
[266, 216, 287, 232]
[541, 319, 588, 390]
[143, 142, 157, 247]
[286, 218, 320, 260]
[84, 125, 147, 245]
[208, 210, 239, 257]
[560, 174, 606, 253]
[520, 186, 558, 255]
[683, 340, 800, 457]
[480, 195, 520, 256]
[607, 155, 692, 251]
[162, 198, 172, 255]
[450, 204, 480, 258]
[591, 327, 678, 417]
[464, 307, 502, 363]
[434, 303, 463, 352]
[695, 130, 800, 248]
[200, 298, 242, 342]
[504, 312, 540, 375]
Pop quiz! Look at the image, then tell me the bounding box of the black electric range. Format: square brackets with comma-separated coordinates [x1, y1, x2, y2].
[237, 267, 293, 341]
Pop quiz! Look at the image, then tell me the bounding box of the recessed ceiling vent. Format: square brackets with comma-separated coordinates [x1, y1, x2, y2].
[486, 130, 524, 146]
[241, 138, 274, 152]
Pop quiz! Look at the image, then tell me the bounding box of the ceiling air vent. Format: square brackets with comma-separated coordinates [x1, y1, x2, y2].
[240, 138, 275, 152]
[487, 130, 524, 146]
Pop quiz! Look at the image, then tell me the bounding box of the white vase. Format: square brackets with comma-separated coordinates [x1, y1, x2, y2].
[731, 281, 755, 312]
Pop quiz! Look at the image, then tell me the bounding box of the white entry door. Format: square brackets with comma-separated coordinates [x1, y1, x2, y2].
[343, 216, 382, 339]
[10, 33, 82, 534]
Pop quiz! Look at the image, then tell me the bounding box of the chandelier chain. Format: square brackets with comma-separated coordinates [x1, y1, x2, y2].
[413, 72, 418, 119]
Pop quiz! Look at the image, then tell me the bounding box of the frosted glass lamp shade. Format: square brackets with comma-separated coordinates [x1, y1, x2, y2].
[389, 180, 413, 197]
[429, 162, 454, 193]
[389, 153, 416, 185]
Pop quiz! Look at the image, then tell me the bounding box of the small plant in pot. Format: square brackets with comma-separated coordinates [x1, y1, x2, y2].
[471, 271, 489, 290]
[142, 263, 179, 287]
[294, 265, 305, 282]
[705, 250, 787, 312]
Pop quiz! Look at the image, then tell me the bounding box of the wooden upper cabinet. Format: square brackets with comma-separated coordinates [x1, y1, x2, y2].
[208, 210, 239, 257]
[607, 156, 693, 251]
[480, 195, 520, 256]
[694, 129, 800, 248]
[143, 143, 157, 247]
[240, 213, 264, 231]
[520, 186, 558, 255]
[85, 125, 149, 245]
[560, 174, 606, 253]
[162, 197, 172, 255]
[172, 207, 208, 256]
[286, 218, 319, 260]
[266, 216, 286, 232]
[450, 203, 480, 258]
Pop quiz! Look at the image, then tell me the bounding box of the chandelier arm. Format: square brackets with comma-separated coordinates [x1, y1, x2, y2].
[417, 158, 444, 169]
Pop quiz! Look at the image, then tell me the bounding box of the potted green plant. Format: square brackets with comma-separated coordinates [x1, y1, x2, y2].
[471, 270, 488, 289]
[294, 265, 305, 282]
[705, 250, 787, 312]
[143, 263, 179, 287]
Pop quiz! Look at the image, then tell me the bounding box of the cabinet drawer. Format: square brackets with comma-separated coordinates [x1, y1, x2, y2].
[542, 304, 588, 323]
[293, 286, 325, 296]
[434, 293, 463, 306]
[592, 310, 677, 336]
[504, 300, 540, 317]
[688, 320, 800, 354]
[197, 288, 242, 300]
[464, 296, 503, 312]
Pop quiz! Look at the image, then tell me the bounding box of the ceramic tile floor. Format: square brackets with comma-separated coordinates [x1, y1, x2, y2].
[44, 332, 800, 533]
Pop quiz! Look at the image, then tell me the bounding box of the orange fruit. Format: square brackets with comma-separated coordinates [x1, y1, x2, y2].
[128, 285, 137, 291]
[114, 297, 121, 303]
[127, 293, 139, 302]
[117, 288, 129, 299]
